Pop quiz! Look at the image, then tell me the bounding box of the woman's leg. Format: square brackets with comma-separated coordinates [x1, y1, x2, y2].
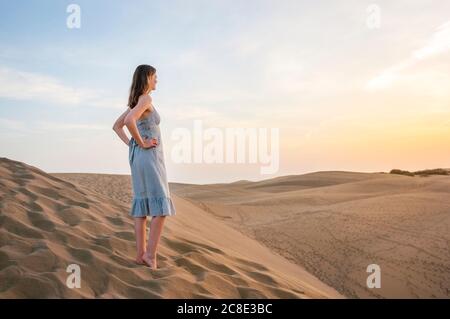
[134, 217, 147, 263]
[143, 216, 166, 269]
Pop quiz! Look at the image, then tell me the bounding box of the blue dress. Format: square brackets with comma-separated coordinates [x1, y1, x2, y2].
[128, 106, 176, 217]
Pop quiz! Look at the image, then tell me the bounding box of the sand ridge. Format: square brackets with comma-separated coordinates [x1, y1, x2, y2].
[0, 157, 341, 298]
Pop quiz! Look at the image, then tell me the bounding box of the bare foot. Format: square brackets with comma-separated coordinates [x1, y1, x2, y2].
[135, 252, 146, 265]
[142, 252, 157, 270]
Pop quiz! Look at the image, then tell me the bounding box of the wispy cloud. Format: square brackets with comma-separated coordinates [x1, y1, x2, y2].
[413, 21, 450, 59]
[0, 66, 124, 109]
[34, 121, 109, 131]
[366, 21, 450, 91]
[0, 117, 27, 132]
[0, 117, 109, 134]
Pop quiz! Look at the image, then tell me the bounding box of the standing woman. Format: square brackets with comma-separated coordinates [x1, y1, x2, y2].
[112, 64, 176, 270]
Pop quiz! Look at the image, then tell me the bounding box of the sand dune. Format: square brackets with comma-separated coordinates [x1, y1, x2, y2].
[0, 157, 341, 298]
[170, 171, 450, 298]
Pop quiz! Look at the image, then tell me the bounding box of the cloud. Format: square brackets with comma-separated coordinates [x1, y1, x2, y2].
[0, 66, 124, 109]
[366, 20, 450, 91]
[0, 117, 28, 132]
[34, 121, 109, 131]
[413, 21, 450, 60]
[0, 117, 109, 134]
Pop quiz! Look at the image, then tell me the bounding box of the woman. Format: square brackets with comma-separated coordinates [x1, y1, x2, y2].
[112, 64, 176, 270]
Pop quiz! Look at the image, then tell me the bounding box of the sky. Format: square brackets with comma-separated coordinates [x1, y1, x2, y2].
[0, 0, 449, 184]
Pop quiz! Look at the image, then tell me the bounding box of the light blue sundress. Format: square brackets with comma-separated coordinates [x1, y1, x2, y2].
[128, 106, 176, 217]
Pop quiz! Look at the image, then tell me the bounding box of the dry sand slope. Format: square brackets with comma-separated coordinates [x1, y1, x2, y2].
[0, 158, 341, 298]
[170, 171, 450, 298]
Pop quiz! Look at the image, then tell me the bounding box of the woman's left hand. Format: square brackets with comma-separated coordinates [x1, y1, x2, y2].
[142, 136, 158, 148]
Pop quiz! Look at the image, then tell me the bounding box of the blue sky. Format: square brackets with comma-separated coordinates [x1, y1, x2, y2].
[1, 1, 449, 183]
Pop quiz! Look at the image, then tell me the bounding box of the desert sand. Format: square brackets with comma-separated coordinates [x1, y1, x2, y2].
[0, 157, 342, 298]
[169, 171, 450, 298]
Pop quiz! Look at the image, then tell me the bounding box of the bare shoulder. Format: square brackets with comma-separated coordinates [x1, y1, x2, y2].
[138, 94, 153, 114]
[138, 94, 154, 111]
[138, 94, 152, 104]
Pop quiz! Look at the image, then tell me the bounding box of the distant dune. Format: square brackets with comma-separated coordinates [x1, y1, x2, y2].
[170, 171, 450, 298]
[0, 157, 341, 298]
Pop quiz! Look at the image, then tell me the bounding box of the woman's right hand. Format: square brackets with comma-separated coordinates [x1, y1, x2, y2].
[141, 136, 158, 149]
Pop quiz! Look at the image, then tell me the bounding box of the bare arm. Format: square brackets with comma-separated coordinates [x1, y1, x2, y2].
[124, 95, 154, 147]
[112, 108, 131, 146]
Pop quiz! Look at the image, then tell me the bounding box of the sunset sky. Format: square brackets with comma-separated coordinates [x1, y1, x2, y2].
[0, 0, 449, 183]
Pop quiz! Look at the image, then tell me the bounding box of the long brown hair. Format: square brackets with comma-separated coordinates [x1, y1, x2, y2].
[127, 64, 156, 109]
